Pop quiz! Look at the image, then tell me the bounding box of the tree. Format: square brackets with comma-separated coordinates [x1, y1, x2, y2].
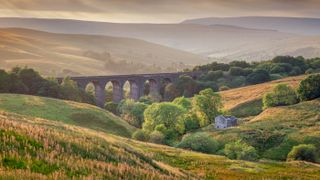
[192, 88, 222, 127]
[149, 131, 165, 144]
[263, 84, 299, 109]
[164, 83, 181, 101]
[287, 144, 317, 163]
[246, 69, 270, 85]
[143, 102, 186, 144]
[0, 70, 10, 93]
[12, 67, 45, 94]
[297, 74, 320, 101]
[172, 97, 192, 111]
[118, 99, 148, 128]
[224, 140, 258, 161]
[177, 132, 219, 154]
[175, 75, 198, 97]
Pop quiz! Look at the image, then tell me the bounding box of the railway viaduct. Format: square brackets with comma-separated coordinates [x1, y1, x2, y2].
[58, 72, 201, 107]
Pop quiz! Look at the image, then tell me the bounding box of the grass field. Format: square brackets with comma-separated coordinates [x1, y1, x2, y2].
[0, 110, 319, 179]
[221, 75, 306, 117]
[0, 94, 136, 137]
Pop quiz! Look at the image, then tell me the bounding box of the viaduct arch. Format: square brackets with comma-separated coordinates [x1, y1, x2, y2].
[58, 72, 200, 107]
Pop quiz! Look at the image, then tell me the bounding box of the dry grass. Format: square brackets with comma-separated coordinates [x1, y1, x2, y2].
[220, 75, 305, 111]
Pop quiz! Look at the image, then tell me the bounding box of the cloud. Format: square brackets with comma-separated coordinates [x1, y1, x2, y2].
[0, 0, 319, 22]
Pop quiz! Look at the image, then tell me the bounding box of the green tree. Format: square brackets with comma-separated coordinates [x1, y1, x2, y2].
[246, 69, 270, 85]
[172, 97, 192, 111]
[118, 99, 148, 128]
[0, 70, 10, 93]
[132, 130, 149, 142]
[143, 102, 186, 144]
[287, 144, 317, 163]
[224, 140, 258, 161]
[297, 74, 320, 101]
[263, 84, 299, 109]
[192, 88, 222, 127]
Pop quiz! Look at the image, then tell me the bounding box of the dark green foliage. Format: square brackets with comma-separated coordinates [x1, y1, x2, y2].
[246, 69, 271, 85]
[182, 113, 200, 132]
[287, 144, 317, 162]
[0, 67, 94, 105]
[229, 61, 251, 68]
[297, 74, 320, 101]
[200, 70, 223, 81]
[262, 139, 299, 161]
[104, 102, 119, 115]
[263, 84, 299, 109]
[132, 130, 149, 142]
[2, 157, 27, 169]
[118, 99, 148, 128]
[177, 132, 219, 154]
[224, 140, 258, 161]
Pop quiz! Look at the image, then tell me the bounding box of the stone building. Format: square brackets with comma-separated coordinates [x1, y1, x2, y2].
[215, 115, 238, 129]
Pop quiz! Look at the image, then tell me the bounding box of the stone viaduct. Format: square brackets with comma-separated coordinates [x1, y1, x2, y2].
[58, 72, 201, 107]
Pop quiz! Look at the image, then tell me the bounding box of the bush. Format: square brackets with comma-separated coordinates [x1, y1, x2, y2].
[177, 132, 219, 154]
[172, 96, 192, 110]
[297, 74, 320, 101]
[149, 131, 165, 144]
[263, 84, 299, 109]
[132, 130, 149, 142]
[219, 86, 230, 91]
[104, 102, 119, 115]
[224, 140, 258, 161]
[182, 113, 200, 132]
[287, 144, 317, 162]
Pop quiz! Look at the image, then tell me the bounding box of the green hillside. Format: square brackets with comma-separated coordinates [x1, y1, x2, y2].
[200, 98, 320, 161]
[0, 109, 319, 179]
[0, 94, 136, 137]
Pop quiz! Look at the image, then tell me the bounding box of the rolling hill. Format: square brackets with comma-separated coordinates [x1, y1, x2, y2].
[0, 98, 319, 179]
[3, 18, 320, 61]
[0, 28, 204, 76]
[0, 94, 136, 137]
[182, 16, 320, 35]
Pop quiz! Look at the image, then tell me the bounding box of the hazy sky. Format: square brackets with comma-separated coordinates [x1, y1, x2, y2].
[0, 0, 320, 23]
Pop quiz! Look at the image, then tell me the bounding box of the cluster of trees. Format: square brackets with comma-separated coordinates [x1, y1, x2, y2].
[116, 88, 223, 146]
[0, 67, 94, 104]
[189, 56, 320, 93]
[263, 74, 320, 109]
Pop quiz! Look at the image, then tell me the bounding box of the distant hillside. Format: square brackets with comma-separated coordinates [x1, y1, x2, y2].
[1, 17, 320, 61]
[0, 28, 204, 76]
[0, 103, 319, 178]
[0, 94, 136, 137]
[182, 16, 320, 35]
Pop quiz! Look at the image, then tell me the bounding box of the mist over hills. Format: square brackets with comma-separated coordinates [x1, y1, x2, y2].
[0, 17, 320, 63]
[0, 28, 204, 76]
[182, 16, 320, 35]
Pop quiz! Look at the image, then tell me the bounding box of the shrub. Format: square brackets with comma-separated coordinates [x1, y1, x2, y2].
[263, 84, 299, 109]
[132, 130, 149, 142]
[149, 131, 165, 144]
[104, 102, 119, 115]
[224, 140, 258, 161]
[297, 74, 320, 101]
[287, 144, 317, 163]
[219, 86, 230, 91]
[177, 132, 219, 154]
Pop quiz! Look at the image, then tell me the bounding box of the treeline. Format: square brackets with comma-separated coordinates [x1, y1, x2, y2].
[0, 67, 94, 104]
[161, 56, 320, 101]
[194, 56, 320, 88]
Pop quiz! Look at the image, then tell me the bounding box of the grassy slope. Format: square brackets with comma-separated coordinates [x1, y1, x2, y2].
[0, 110, 319, 179]
[201, 98, 320, 160]
[220, 75, 306, 117]
[0, 94, 135, 137]
[0, 28, 204, 76]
